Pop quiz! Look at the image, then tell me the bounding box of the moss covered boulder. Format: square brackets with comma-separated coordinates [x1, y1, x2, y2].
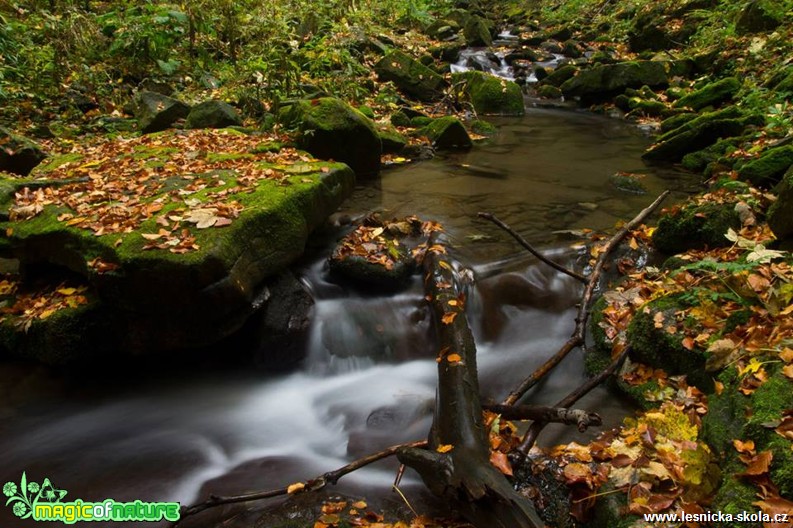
[768, 165, 793, 242]
[560, 61, 668, 100]
[627, 294, 712, 390]
[374, 50, 448, 102]
[463, 15, 493, 47]
[735, 0, 783, 34]
[643, 107, 752, 163]
[652, 201, 741, 254]
[703, 365, 793, 516]
[280, 97, 381, 178]
[452, 71, 525, 116]
[0, 127, 46, 176]
[185, 100, 243, 129]
[539, 64, 578, 88]
[421, 116, 472, 150]
[0, 129, 355, 364]
[376, 124, 407, 154]
[673, 77, 741, 111]
[737, 145, 793, 187]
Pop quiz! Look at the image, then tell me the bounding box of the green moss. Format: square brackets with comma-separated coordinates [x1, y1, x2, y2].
[30, 152, 84, 175]
[205, 152, 254, 163]
[627, 294, 711, 390]
[374, 50, 447, 102]
[711, 474, 761, 528]
[420, 116, 472, 150]
[673, 77, 741, 111]
[452, 71, 525, 116]
[652, 201, 741, 254]
[469, 119, 496, 135]
[737, 145, 793, 187]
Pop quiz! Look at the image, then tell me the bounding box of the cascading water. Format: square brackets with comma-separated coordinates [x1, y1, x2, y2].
[0, 108, 701, 527]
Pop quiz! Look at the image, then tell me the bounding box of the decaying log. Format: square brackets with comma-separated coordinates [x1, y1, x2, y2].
[397, 242, 544, 528]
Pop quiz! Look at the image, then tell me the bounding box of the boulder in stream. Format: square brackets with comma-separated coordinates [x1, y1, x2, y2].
[0, 129, 355, 364]
[453, 70, 525, 116]
[463, 15, 493, 47]
[421, 116, 473, 150]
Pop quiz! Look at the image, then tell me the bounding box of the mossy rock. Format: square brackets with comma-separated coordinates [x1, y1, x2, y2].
[469, 119, 496, 135]
[537, 84, 562, 99]
[420, 116, 472, 150]
[329, 244, 414, 291]
[681, 138, 738, 171]
[280, 97, 381, 177]
[735, 0, 783, 34]
[374, 50, 448, 102]
[539, 64, 578, 87]
[626, 97, 668, 117]
[660, 112, 697, 133]
[703, 366, 793, 507]
[672, 77, 741, 111]
[452, 71, 525, 116]
[643, 111, 750, 163]
[390, 110, 411, 128]
[737, 145, 793, 187]
[653, 201, 741, 254]
[560, 61, 668, 101]
[0, 127, 46, 176]
[463, 15, 493, 47]
[131, 90, 190, 134]
[185, 100, 243, 129]
[767, 165, 793, 242]
[376, 124, 407, 154]
[0, 130, 355, 362]
[626, 294, 712, 390]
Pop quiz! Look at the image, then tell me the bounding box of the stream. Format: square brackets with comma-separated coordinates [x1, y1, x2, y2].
[0, 108, 701, 527]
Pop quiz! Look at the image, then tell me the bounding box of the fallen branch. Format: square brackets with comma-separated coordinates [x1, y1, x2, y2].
[518, 346, 631, 453]
[478, 212, 587, 284]
[398, 240, 544, 528]
[483, 403, 601, 432]
[501, 190, 670, 406]
[174, 439, 427, 525]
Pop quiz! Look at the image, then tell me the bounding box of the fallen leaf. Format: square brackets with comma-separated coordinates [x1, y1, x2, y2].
[436, 444, 454, 453]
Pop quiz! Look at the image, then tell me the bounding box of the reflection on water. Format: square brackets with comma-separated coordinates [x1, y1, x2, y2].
[0, 108, 700, 527]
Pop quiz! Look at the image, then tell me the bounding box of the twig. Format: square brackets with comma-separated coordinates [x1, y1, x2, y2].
[482, 403, 601, 431]
[518, 346, 631, 453]
[478, 212, 588, 284]
[174, 439, 427, 525]
[501, 190, 670, 406]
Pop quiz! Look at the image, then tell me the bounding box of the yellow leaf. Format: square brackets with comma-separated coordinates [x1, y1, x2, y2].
[436, 444, 454, 453]
[287, 482, 305, 494]
[441, 312, 457, 325]
[783, 364, 793, 379]
[447, 299, 458, 306]
[39, 308, 57, 320]
[352, 500, 367, 510]
[629, 237, 639, 250]
[56, 287, 77, 296]
[739, 357, 764, 377]
[447, 353, 462, 363]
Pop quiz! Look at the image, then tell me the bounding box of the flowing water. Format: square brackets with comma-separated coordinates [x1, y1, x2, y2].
[0, 108, 701, 527]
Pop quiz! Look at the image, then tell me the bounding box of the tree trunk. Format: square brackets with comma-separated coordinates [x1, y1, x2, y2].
[397, 243, 543, 528]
